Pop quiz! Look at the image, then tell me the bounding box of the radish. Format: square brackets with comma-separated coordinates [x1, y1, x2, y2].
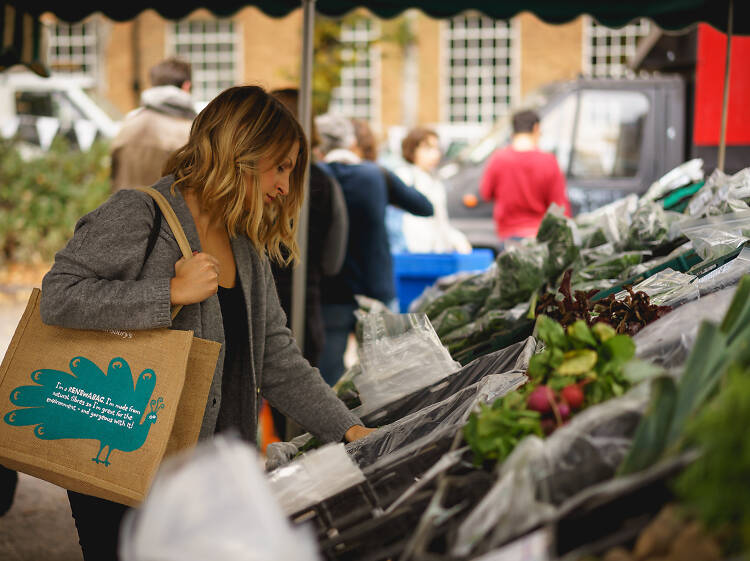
[540, 417, 557, 436]
[557, 402, 571, 420]
[527, 386, 555, 414]
[561, 384, 585, 410]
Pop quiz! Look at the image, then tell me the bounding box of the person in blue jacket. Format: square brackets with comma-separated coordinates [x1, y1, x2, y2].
[315, 113, 434, 386]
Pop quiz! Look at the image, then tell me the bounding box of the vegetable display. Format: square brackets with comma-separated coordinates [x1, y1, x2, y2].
[535, 269, 672, 335]
[463, 315, 636, 464]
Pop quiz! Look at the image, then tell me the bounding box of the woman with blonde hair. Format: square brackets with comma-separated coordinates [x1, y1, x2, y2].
[40, 85, 372, 560]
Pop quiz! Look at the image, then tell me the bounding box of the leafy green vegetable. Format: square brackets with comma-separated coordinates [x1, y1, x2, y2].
[430, 304, 477, 338]
[424, 270, 494, 320]
[674, 363, 750, 555]
[531, 316, 636, 405]
[536, 206, 580, 278]
[489, 243, 549, 310]
[618, 275, 750, 476]
[463, 397, 542, 465]
[571, 251, 646, 285]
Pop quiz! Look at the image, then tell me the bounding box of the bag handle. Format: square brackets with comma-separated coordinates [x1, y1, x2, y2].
[134, 186, 193, 320]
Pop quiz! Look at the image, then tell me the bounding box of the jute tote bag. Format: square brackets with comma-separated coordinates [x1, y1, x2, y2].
[0, 187, 220, 506]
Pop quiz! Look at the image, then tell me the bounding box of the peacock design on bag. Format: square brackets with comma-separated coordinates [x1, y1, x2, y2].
[3, 356, 165, 467]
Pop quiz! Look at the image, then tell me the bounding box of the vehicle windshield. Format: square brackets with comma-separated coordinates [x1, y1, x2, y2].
[453, 82, 563, 165]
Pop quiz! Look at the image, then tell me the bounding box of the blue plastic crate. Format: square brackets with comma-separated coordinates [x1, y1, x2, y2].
[392, 249, 494, 313]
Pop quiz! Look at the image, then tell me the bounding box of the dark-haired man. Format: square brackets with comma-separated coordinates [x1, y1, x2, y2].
[111, 58, 196, 191]
[479, 109, 571, 242]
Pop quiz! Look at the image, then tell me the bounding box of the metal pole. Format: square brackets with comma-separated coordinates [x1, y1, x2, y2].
[291, 0, 315, 348]
[718, 0, 734, 172]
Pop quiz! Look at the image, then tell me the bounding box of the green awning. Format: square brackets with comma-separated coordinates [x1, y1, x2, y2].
[16, 0, 750, 33]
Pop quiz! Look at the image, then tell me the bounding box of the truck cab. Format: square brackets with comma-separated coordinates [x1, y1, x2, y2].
[442, 76, 686, 251]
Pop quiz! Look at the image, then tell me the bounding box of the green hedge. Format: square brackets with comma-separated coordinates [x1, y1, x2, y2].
[0, 138, 112, 265]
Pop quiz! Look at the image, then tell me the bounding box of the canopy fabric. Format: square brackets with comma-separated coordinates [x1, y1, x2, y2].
[19, 0, 750, 34]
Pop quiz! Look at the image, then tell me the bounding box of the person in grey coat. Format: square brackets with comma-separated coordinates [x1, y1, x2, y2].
[40, 85, 373, 561]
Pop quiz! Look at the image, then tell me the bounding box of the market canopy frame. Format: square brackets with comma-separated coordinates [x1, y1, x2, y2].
[6, 0, 750, 32]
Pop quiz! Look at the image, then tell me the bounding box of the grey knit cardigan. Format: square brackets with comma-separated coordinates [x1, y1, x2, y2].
[40, 176, 361, 444]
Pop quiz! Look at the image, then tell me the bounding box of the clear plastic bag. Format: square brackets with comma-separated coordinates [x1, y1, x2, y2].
[695, 247, 750, 295]
[354, 313, 461, 416]
[536, 204, 581, 278]
[346, 372, 528, 468]
[442, 304, 530, 356]
[119, 434, 321, 561]
[423, 268, 496, 319]
[452, 386, 650, 556]
[575, 194, 638, 249]
[634, 284, 738, 367]
[571, 251, 647, 285]
[625, 202, 681, 250]
[679, 210, 750, 260]
[490, 243, 549, 310]
[623, 241, 693, 279]
[430, 303, 479, 338]
[408, 269, 484, 314]
[267, 443, 366, 516]
[642, 159, 704, 202]
[357, 337, 536, 427]
[687, 167, 750, 217]
[625, 268, 699, 307]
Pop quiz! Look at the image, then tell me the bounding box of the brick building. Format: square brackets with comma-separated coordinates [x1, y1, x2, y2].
[41, 8, 651, 146]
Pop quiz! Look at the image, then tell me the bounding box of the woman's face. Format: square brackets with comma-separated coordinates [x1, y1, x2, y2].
[413, 134, 441, 171]
[247, 141, 299, 207]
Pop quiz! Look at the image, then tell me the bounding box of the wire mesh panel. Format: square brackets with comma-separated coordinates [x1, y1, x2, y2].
[169, 19, 240, 106]
[583, 17, 652, 79]
[443, 14, 517, 125]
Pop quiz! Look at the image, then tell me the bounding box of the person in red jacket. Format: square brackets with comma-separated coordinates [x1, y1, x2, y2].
[479, 110, 571, 242]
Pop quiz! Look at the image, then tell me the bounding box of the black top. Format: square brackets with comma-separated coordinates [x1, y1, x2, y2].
[215, 282, 249, 433]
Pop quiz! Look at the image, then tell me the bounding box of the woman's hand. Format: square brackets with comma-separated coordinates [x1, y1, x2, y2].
[170, 252, 220, 306]
[344, 425, 376, 442]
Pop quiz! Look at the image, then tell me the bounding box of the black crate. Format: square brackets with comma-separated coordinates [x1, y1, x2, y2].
[319, 469, 494, 561]
[291, 432, 458, 540]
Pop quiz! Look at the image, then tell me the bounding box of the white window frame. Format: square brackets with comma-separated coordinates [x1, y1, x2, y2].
[46, 17, 100, 87]
[440, 13, 519, 127]
[329, 17, 381, 129]
[582, 16, 651, 79]
[167, 18, 242, 107]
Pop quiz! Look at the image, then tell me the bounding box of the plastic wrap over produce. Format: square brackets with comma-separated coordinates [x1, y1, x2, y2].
[642, 158, 704, 203]
[359, 337, 536, 426]
[695, 247, 750, 295]
[625, 268, 699, 307]
[408, 269, 485, 314]
[119, 435, 321, 561]
[623, 241, 693, 279]
[575, 194, 638, 248]
[687, 167, 750, 217]
[634, 285, 737, 367]
[678, 210, 750, 260]
[267, 443, 366, 516]
[354, 313, 461, 416]
[347, 372, 528, 468]
[625, 202, 682, 250]
[452, 387, 650, 557]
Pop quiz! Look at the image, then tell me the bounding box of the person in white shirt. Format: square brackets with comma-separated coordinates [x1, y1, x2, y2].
[396, 128, 472, 254]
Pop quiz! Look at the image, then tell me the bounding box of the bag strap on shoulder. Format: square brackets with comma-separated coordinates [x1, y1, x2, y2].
[134, 186, 193, 321]
[134, 186, 193, 259]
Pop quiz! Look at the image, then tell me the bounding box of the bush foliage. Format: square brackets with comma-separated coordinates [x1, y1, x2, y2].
[0, 138, 111, 265]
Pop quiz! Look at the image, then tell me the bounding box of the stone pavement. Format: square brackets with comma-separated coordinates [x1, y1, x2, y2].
[0, 276, 84, 561]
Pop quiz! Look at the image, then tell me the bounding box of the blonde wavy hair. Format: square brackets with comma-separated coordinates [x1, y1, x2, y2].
[163, 85, 308, 265]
